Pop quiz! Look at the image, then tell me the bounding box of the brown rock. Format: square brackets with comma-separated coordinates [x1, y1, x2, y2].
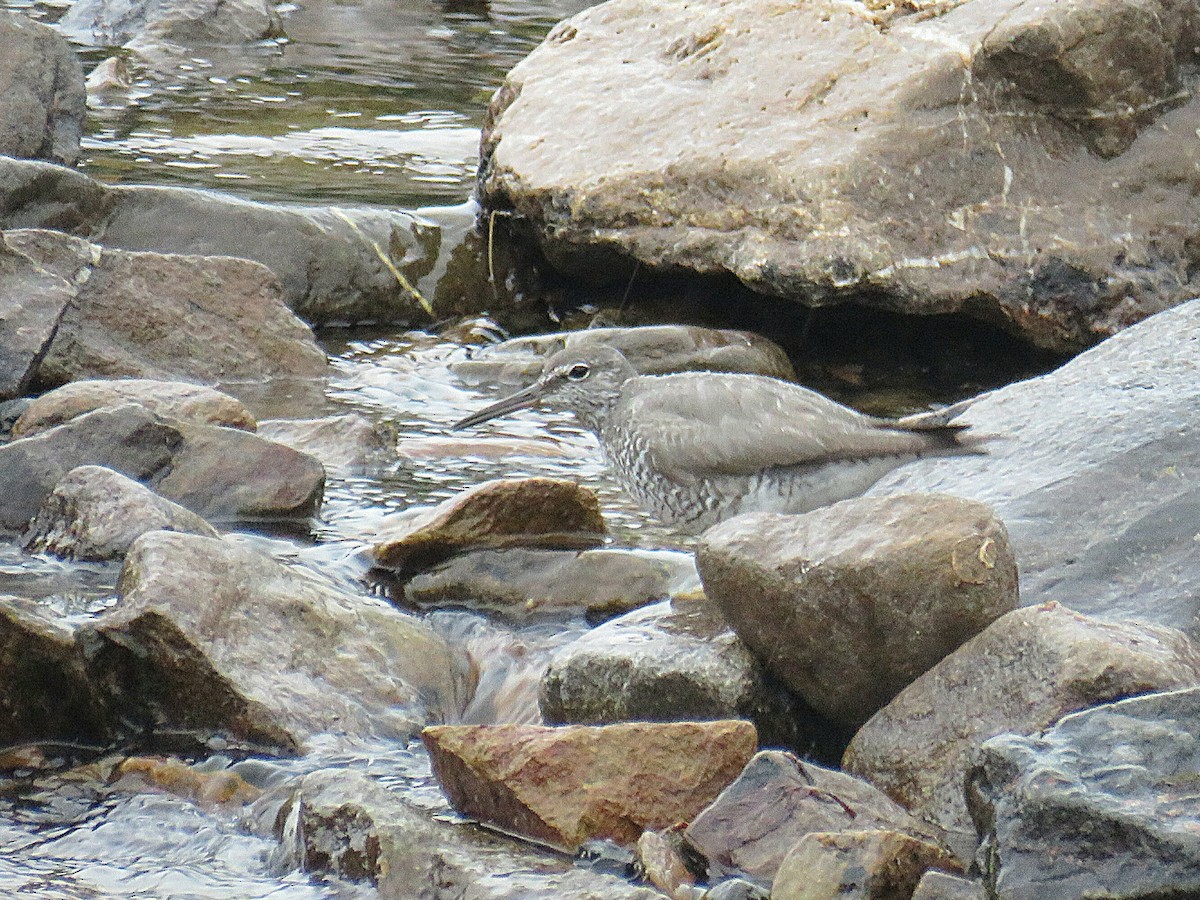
[684, 750, 947, 887]
[771, 830, 960, 900]
[372, 477, 606, 572]
[697, 494, 1018, 726]
[636, 826, 697, 899]
[842, 602, 1200, 843]
[113, 756, 262, 807]
[14, 379, 257, 436]
[421, 720, 757, 850]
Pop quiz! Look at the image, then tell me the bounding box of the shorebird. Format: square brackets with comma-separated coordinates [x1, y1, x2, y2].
[452, 346, 983, 533]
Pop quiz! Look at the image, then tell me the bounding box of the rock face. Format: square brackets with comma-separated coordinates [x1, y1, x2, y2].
[0, 13, 86, 165]
[372, 477, 607, 572]
[421, 720, 757, 851]
[87, 532, 467, 752]
[539, 596, 805, 749]
[5, 229, 329, 384]
[480, 0, 1200, 353]
[866, 297, 1200, 634]
[842, 603, 1200, 844]
[0, 235, 73, 400]
[967, 687, 1200, 900]
[14, 379, 257, 436]
[684, 751, 948, 888]
[771, 830, 960, 900]
[697, 494, 1018, 727]
[23, 465, 218, 561]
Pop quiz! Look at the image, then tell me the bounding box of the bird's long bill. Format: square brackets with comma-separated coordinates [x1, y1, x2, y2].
[451, 382, 545, 430]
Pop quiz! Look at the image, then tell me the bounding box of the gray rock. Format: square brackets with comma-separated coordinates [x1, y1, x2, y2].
[0, 398, 31, 434]
[539, 596, 805, 749]
[0, 13, 85, 164]
[6, 229, 328, 384]
[256, 414, 390, 474]
[58, 0, 281, 48]
[406, 547, 697, 621]
[85, 532, 469, 752]
[0, 234, 73, 400]
[683, 750, 949, 888]
[911, 872, 986, 900]
[866, 297, 1200, 634]
[697, 494, 1018, 727]
[480, 0, 1200, 353]
[842, 603, 1200, 846]
[967, 687, 1200, 900]
[0, 403, 181, 534]
[0, 158, 440, 327]
[23, 465, 218, 561]
[14, 378, 257, 437]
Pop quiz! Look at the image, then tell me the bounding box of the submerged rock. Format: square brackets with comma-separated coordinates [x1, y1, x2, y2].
[256, 414, 391, 474]
[842, 603, 1200, 847]
[697, 494, 1018, 727]
[23, 464, 218, 561]
[0, 13, 86, 165]
[771, 830, 960, 900]
[14, 379, 257, 437]
[421, 720, 757, 851]
[480, 0, 1200, 353]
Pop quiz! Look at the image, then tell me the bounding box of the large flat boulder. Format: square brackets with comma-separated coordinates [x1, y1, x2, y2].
[480, 0, 1200, 352]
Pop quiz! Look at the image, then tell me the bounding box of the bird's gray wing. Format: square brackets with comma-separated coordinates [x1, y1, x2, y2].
[617, 373, 938, 481]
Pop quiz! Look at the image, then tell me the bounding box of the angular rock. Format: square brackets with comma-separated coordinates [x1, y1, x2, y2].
[372, 477, 606, 572]
[0, 403, 181, 534]
[148, 420, 325, 522]
[697, 494, 1018, 726]
[771, 830, 960, 900]
[684, 751, 947, 887]
[85, 532, 468, 752]
[405, 547, 697, 621]
[636, 827, 697, 899]
[842, 603, 1200, 845]
[421, 720, 757, 850]
[481, 0, 1200, 352]
[451, 325, 795, 386]
[6, 229, 328, 384]
[0, 594, 107, 745]
[539, 596, 805, 748]
[14, 378, 257, 437]
[967, 687, 1200, 900]
[0, 13, 86, 164]
[0, 234, 73, 400]
[911, 872, 986, 900]
[256, 414, 390, 474]
[867, 297, 1200, 633]
[274, 769, 662, 900]
[58, 0, 281, 48]
[23, 465, 218, 561]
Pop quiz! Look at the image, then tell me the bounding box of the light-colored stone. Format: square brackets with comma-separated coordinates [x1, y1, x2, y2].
[256, 414, 390, 473]
[771, 830, 959, 900]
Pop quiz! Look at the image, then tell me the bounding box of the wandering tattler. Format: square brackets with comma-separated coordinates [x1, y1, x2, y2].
[453, 346, 982, 532]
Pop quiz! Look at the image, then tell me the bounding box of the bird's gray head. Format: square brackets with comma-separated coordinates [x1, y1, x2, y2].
[452, 344, 637, 433]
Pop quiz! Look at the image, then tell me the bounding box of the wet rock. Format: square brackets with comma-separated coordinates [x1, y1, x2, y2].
[59, 0, 282, 48]
[911, 872, 986, 900]
[112, 755, 262, 808]
[0, 158, 441, 327]
[539, 596, 805, 749]
[0, 403, 181, 534]
[697, 494, 1018, 727]
[481, 0, 1200, 353]
[14, 378, 257, 437]
[150, 419, 325, 522]
[868, 296, 1200, 634]
[405, 547, 697, 621]
[967, 687, 1200, 900]
[372, 477, 606, 572]
[256, 414, 391, 474]
[422, 720, 757, 851]
[397, 434, 572, 462]
[23, 465, 218, 561]
[0, 595, 107, 745]
[85, 532, 467, 752]
[842, 603, 1200, 847]
[0, 13, 86, 164]
[683, 750, 947, 888]
[272, 769, 662, 900]
[5, 229, 329, 384]
[0, 235, 73, 400]
[772, 830, 960, 900]
[451, 325, 795, 386]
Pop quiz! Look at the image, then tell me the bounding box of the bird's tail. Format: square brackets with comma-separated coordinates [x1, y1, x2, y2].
[895, 398, 991, 454]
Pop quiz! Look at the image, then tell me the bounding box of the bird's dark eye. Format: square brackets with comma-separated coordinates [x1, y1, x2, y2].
[566, 363, 590, 381]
